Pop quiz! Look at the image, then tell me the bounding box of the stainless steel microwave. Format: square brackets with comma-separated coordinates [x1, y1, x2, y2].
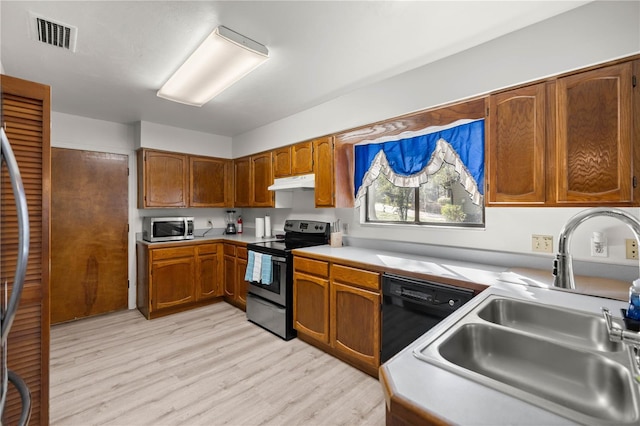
[142, 217, 194, 242]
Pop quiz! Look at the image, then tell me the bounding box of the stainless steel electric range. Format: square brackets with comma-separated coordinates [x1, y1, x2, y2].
[245, 219, 330, 340]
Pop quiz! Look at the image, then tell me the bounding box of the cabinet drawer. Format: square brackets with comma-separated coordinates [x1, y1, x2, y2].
[331, 264, 380, 291]
[197, 244, 218, 255]
[295, 257, 329, 278]
[237, 246, 248, 260]
[152, 246, 194, 261]
[224, 244, 236, 257]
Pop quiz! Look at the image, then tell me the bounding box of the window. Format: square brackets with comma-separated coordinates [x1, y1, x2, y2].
[365, 162, 484, 227]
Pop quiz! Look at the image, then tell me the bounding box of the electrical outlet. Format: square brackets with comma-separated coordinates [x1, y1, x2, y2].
[626, 239, 638, 259]
[532, 234, 553, 253]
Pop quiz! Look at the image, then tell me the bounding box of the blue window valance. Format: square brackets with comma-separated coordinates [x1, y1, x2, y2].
[354, 119, 485, 205]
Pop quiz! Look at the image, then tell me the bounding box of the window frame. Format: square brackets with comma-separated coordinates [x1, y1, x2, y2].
[363, 173, 485, 229]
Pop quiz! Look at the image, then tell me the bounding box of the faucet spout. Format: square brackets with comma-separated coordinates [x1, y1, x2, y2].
[553, 208, 640, 290]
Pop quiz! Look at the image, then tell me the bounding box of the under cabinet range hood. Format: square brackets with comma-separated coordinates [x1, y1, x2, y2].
[268, 174, 315, 191]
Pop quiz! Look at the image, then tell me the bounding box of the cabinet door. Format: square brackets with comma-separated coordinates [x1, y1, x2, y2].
[487, 83, 546, 204]
[313, 136, 335, 207]
[196, 244, 222, 300]
[190, 156, 230, 207]
[223, 254, 236, 298]
[251, 152, 274, 207]
[140, 150, 188, 208]
[273, 146, 292, 178]
[234, 157, 252, 207]
[330, 282, 380, 369]
[292, 141, 314, 175]
[556, 62, 633, 203]
[151, 256, 196, 310]
[293, 272, 330, 343]
[235, 256, 248, 309]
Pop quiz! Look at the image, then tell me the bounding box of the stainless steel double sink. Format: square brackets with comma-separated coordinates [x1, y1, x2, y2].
[414, 295, 640, 425]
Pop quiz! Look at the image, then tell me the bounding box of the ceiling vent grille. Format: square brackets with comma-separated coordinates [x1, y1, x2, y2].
[29, 12, 78, 52]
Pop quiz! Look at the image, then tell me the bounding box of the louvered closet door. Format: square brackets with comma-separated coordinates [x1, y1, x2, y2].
[1, 74, 51, 426]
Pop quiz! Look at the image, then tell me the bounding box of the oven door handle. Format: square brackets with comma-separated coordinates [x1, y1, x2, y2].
[269, 255, 287, 263]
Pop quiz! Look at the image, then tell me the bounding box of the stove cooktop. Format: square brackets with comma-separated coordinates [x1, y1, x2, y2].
[247, 220, 330, 256]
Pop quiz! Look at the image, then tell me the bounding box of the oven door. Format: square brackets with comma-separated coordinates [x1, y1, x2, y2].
[247, 254, 287, 306]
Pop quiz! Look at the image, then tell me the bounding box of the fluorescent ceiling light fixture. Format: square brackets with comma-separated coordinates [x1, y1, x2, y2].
[157, 26, 269, 106]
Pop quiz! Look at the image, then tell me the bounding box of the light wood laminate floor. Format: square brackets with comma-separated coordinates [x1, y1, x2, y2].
[50, 302, 386, 425]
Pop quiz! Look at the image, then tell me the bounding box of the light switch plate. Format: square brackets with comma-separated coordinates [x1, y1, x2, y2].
[532, 234, 553, 253]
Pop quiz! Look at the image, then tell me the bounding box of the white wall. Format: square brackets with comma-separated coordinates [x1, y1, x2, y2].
[135, 121, 232, 158]
[51, 113, 235, 309]
[231, 1, 640, 268]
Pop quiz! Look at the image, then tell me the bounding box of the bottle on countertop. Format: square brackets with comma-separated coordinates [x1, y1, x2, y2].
[627, 279, 640, 320]
[237, 216, 243, 234]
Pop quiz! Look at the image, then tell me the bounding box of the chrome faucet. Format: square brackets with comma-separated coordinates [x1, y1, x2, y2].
[602, 307, 640, 382]
[553, 207, 640, 290]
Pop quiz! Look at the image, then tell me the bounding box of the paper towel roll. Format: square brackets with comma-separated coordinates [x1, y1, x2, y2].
[264, 215, 272, 238]
[255, 218, 265, 238]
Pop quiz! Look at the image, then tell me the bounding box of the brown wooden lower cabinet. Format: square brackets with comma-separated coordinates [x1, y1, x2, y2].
[293, 255, 380, 377]
[136, 241, 223, 319]
[223, 242, 249, 310]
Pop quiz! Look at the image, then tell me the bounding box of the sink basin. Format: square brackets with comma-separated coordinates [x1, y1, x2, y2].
[414, 295, 640, 425]
[476, 297, 623, 352]
[438, 324, 637, 424]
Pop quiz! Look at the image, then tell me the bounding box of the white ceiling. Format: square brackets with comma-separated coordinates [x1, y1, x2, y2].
[1, 1, 590, 137]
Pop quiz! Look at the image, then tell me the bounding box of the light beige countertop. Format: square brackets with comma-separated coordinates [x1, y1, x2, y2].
[136, 230, 281, 246]
[294, 245, 629, 301]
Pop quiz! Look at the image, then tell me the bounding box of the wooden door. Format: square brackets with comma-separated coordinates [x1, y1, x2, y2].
[151, 255, 195, 310]
[251, 152, 274, 207]
[138, 149, 187, 208]
[1, 73, 50, 426]
[292, 141, 313, 175]
[313, 136, 335, 207]
[223, 244, 236, 298]
[234, 157, 251, 207]
[487, 83, 547, 205]
[51, 148, 128, 323]
[190, 156, 229, 207]
[293, 272, 330, 343]
[235, 246, 248, 309]
[555, 62, 633, 203]
[330, 282, 380, 370]
[196, 244, 222, 300]
[273, 146, 291, 178]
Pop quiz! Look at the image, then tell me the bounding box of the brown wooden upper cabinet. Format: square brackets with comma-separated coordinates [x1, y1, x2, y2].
[138, 148, 232, 208]
[313, 136, 335, 207]
[487, 83, 547, 204]
[292, 141, 314, 175]
[138, 149, 188, 208]
[252, 152, 274, 206]
[273, 146, 292, 178]
[234, 152, 275, 207]
[273, 141, 314, 178]
[555, 62, 634, 204]
[190, 155, 233, 207]
[487, 59, 637, 206]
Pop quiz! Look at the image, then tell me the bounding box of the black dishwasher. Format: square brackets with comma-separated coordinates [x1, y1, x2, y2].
[381, 273, 474, 363]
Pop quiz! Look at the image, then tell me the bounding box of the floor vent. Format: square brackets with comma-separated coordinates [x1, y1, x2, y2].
[29, 12, 78, 52]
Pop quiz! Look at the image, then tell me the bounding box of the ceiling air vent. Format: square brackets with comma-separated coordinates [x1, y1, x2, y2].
[29, 12, 78, 52]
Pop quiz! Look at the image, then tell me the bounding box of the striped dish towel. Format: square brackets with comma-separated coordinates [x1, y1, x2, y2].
[252, 252, 262, 282]
[244, 251, 255, 282]
[261, 254, 273, 285]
